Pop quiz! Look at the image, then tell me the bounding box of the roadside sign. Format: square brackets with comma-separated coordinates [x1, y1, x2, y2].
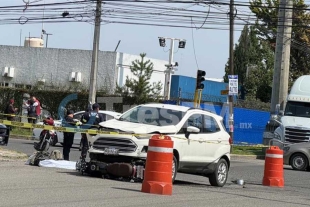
[221, 90, 229, 95]
[228, 75, 238, 95]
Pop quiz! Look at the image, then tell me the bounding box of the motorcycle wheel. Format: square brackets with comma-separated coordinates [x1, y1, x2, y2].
[50, 135, 58, 146]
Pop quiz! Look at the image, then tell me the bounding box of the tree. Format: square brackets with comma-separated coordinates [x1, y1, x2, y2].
[250, 0, 310, 85]
[224, 25, 263, 84]
[224, 25, 274, 102]
[115, 53, 163, 105]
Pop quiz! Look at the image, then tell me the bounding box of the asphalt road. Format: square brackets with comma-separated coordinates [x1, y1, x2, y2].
[1, 139, 310, 207]
[5, 138, 82, 161]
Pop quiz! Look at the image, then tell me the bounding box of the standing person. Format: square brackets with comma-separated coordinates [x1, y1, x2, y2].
[79, 103, 105, 161]
[26, 96, 41, 124]
[63, 110, 81, 161]
[79, 107, 90, 155]
[2, 99, 18, 146]
[5, 99, 18, 121]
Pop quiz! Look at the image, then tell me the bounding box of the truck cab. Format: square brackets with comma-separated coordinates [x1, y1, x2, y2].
[272, 75, 310, 146]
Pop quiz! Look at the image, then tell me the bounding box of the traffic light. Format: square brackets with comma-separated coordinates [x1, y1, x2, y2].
[158, 37, 166, 47]
[196, 70, 206, 90]
[178, 40, 186, 48]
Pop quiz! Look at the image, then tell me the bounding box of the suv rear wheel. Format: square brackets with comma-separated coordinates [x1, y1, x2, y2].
[209, 158, 228, 187]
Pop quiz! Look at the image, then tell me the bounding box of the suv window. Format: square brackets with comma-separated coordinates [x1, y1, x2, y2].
[179, 114, 203, 134]
[203, 115, 220, 133]
[73, 112, 83, 120]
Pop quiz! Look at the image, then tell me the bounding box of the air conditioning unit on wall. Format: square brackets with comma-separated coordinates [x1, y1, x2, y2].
[69, 72, 82, 82]
[2, 67, 14, 78]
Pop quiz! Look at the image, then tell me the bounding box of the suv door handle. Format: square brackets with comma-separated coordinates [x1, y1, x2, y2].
[218, 138, 222, 143]
[199, 138, 203, 143]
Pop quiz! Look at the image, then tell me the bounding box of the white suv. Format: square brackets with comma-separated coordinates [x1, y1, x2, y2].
[85, 103, 232, 187]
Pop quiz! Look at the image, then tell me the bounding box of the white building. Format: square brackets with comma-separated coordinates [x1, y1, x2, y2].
[0, 44, 168, 95]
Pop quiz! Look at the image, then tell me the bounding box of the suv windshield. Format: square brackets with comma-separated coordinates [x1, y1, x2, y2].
[285, 101, 310, 118]
[119, 106, 185, 126]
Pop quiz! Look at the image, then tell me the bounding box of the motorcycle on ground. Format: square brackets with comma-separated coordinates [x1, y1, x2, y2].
[32, 117, 58, 165]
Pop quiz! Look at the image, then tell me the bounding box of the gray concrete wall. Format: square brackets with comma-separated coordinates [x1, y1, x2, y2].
[0, 45, 117, 91]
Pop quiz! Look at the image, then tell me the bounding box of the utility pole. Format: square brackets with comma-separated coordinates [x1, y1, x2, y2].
[270, 0, 293, 114]
[158, 37, 186, 100]
[229, 0, 235, 141]
[89, 0, 102, 104]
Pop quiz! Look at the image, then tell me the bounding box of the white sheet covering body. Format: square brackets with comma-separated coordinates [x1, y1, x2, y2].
[38, 159, 77, 170]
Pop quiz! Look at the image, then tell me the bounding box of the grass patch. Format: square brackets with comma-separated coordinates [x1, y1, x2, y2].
[232, 145, 266, 155]
[10, 127, 33, 139]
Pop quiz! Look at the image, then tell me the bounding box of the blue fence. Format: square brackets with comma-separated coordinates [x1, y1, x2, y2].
[171, 101, 270, 145]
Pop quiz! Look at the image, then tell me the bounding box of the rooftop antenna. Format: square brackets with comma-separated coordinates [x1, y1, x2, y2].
[114, 40, 121, 52]
[41, 0, 45, 40]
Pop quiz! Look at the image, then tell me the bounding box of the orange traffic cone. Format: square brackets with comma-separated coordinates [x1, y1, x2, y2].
[262, 146, 284, 187]
[141, 134, 174, 195]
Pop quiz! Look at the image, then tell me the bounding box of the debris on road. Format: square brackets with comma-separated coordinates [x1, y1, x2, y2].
[0, 147, 28, 161]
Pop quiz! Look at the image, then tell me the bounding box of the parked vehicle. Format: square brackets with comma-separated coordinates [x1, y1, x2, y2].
[32, 110, 121, 147]
[0, 124, 9, 145]
[270, 75, 310, 147]
[84, 103, 232, 187]
[283, 143, 310, 171]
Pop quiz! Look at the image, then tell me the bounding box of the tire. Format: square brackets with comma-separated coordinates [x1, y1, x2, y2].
[172, 156, 177, 183]
[290, 153, 309, 171]
[209, 158, 229, 187]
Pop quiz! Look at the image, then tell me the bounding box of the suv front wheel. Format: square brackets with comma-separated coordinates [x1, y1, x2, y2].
[209, 158, 228, 187]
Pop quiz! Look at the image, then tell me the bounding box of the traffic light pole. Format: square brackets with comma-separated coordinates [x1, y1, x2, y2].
[163, 39, 175, 100]
[159, 37, 186, 100]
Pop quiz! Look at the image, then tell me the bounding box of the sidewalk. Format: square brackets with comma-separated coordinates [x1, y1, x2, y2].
[0, 147, 28, 161]
[231, 154, 265, 160]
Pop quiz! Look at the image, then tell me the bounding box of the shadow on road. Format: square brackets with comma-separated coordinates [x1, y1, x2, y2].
[173, 180, 209, 187]
[111, 187, 141, 193]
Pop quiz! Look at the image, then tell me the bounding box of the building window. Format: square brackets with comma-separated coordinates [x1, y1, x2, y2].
[14, 84, 24, 89]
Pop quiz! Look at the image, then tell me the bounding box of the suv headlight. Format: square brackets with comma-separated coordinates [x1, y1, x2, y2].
[274, 132, 281, 140]
[134, 135, 151, 139]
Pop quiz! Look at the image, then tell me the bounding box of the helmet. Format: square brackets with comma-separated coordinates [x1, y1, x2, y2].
[43, 117, 54, 126]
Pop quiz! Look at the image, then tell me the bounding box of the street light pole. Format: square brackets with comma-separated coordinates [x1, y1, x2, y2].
[89, 0, 102, 104]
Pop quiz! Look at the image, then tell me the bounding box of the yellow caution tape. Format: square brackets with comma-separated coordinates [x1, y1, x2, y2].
[0, 118, 272, 147]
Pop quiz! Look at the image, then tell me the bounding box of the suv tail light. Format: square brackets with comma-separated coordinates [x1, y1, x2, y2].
[229, 137, 232, 145]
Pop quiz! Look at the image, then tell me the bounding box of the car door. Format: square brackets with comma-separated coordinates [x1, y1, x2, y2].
[175, 113, 209, 169]
[202, 114, 223, 161]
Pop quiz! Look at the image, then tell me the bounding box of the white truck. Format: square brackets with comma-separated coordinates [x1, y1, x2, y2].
[272, 75, 310, 145]
[79, 103, 232, 187]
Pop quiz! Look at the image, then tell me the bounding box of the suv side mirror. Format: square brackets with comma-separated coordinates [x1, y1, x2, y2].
[185, 126, 200, 138]
[114, 114, 121, 119]
[279, 110, 284, 116]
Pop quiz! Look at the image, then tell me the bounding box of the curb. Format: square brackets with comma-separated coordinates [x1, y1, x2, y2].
[231, 154, 265, 160]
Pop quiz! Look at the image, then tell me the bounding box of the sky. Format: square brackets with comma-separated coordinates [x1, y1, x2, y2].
[0, 0, 251, 80]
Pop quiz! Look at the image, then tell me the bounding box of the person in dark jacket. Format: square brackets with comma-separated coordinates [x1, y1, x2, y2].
[5, 99, 18, 121]
[63, 110, 80, 161]
[79, 103, 105, 160]
[2, 99, 18, 146]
